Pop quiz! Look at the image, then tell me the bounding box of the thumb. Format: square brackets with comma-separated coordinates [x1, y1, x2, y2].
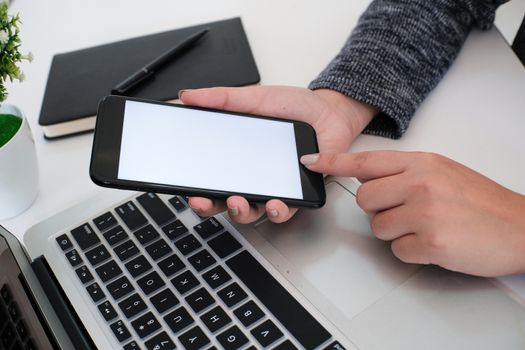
[300, 151, 409, 179]
[178, 87, 236, 110]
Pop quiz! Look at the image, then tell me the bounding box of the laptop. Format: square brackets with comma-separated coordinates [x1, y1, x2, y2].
[2, 174, 525, 350]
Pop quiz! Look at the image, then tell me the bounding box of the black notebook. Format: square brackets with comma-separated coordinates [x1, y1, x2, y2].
[38, 17, 260, 139]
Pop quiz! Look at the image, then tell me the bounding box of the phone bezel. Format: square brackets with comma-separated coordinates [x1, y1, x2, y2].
[90, 95, 326, 208]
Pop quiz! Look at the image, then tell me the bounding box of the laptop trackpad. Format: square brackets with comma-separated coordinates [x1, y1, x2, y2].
[253, 180, 419, 322]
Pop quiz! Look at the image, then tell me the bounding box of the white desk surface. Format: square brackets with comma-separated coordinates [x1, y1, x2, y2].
[2, 1, 525, 296]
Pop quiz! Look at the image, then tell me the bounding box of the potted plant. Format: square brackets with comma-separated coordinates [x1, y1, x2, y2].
[0, 2, 37, 220]
[0, 2, 32, 147]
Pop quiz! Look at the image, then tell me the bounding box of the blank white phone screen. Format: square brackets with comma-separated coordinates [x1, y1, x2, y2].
[117, 101, 304, 199]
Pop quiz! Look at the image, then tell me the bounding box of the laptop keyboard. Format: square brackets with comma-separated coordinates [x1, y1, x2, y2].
[0, 284, 36, 350]
[54, 192, 344, 350]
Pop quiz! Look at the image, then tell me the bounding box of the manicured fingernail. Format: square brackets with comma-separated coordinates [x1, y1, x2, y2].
[229, 207, 239, 216]
[300, 154, 319, 165]
[269, 209, 279, 218]
[190, 207, 201, 214]
[178, 89, 191, 100]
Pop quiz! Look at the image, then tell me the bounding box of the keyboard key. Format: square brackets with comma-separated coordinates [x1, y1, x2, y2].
[178, 326, 210, 350]
[323, 341, 346, 350]
[110, 320, 131, 342]
[75, 265, 94, 284]
[216, 325, 249, 350]
[217, 282, 247, 308]
[15, 319, 28, 341]
[185, 287, 215, 313]
[116, 201, 147, 231]
[103, 225, 128, 246]
[65, 249, 83, 267]
[200, 305, 231, 333]
[93, 211, 117, 232]
[150, 288, 179, 314]
[137, 271, 165, 295]
[193, 217, 223, 240]
[274, 340, 299, 350]
[7, 302, 19, 321]
[85, 244, 111, 266]
[158, 254, 185, 277]
[227, 251, 331, 350]
[202, 265, 232, 290]
[107, 276, 134, 300]
[1, 323, 15, 348]
[188, 249, 216, 272]
[97, 300, 118, 321]
[146, 238, 172, 260]
[251, 319, 284, 347]
[137, 193, 175, 226]
[0, 307, 8, 329]
[86, 282, 105, 303]
[11, 339, 23, 350]
[162, 219, 188, 241]
[118, 293, 147, 319]
[233, 300, 264, 327]
[171, 270, 199, 295]
[175, 234, 202, 256]
[123, 341, 140, 350]
[134, 224, 160, 246]
[95, 260, 122, 283]
[71, 223, 100, 250]
[131, 311, 161, 338]
[168, 196, 188, 212]
[1, 284, 12, 303]
[164, 306, 194, 334]
[208, 232, 242, 258]
[145, 331, 176, 350]
[56, 234, 73, 251]
[125, 255, 152, 278]
[114, 240, 139, 262]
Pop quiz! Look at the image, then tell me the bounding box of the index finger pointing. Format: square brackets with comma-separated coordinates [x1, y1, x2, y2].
[300, 151, 411, 180]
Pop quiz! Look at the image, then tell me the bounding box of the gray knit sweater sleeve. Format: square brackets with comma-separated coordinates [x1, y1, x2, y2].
[309, 0, 507, 139]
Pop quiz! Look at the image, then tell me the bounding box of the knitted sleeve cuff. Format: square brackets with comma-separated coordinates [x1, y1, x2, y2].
[309, 67, 412, 139]
[309, 0, 502, 139]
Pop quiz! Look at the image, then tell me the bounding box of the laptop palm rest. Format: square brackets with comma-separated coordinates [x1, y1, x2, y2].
[252, 180, 525, 349]
[251, 180, 419, 330]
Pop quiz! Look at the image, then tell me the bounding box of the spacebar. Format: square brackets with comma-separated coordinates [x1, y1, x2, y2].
[226, 250, 331, 350]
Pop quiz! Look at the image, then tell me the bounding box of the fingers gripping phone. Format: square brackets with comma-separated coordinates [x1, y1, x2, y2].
[90, 96, 326, 208]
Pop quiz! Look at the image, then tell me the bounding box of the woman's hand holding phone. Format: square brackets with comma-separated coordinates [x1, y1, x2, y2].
[180, 85, 377, 224]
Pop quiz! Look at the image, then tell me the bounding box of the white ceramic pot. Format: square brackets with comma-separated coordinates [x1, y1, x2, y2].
[0, 104, 39, 219]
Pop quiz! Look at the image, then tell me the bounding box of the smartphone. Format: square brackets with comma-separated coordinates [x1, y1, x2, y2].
[89, 95, 326, 208]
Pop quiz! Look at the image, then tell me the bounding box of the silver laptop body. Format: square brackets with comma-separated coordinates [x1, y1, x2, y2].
[6, 175, 523, 350]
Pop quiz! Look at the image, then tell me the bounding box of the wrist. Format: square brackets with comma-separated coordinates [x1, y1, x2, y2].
[313, 89, 377, 134]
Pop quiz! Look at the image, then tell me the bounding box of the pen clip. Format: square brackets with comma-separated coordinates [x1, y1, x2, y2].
[111, 68, 154, 95]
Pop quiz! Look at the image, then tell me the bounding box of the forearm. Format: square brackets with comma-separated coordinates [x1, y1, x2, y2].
[309, 0, 506, 139]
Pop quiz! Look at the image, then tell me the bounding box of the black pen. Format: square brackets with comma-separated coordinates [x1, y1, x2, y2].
[111, 28, 209, 95]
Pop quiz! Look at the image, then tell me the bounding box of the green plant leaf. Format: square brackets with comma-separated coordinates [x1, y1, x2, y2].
[0, 3, 29, 103]
[0, 113, 21, 147]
